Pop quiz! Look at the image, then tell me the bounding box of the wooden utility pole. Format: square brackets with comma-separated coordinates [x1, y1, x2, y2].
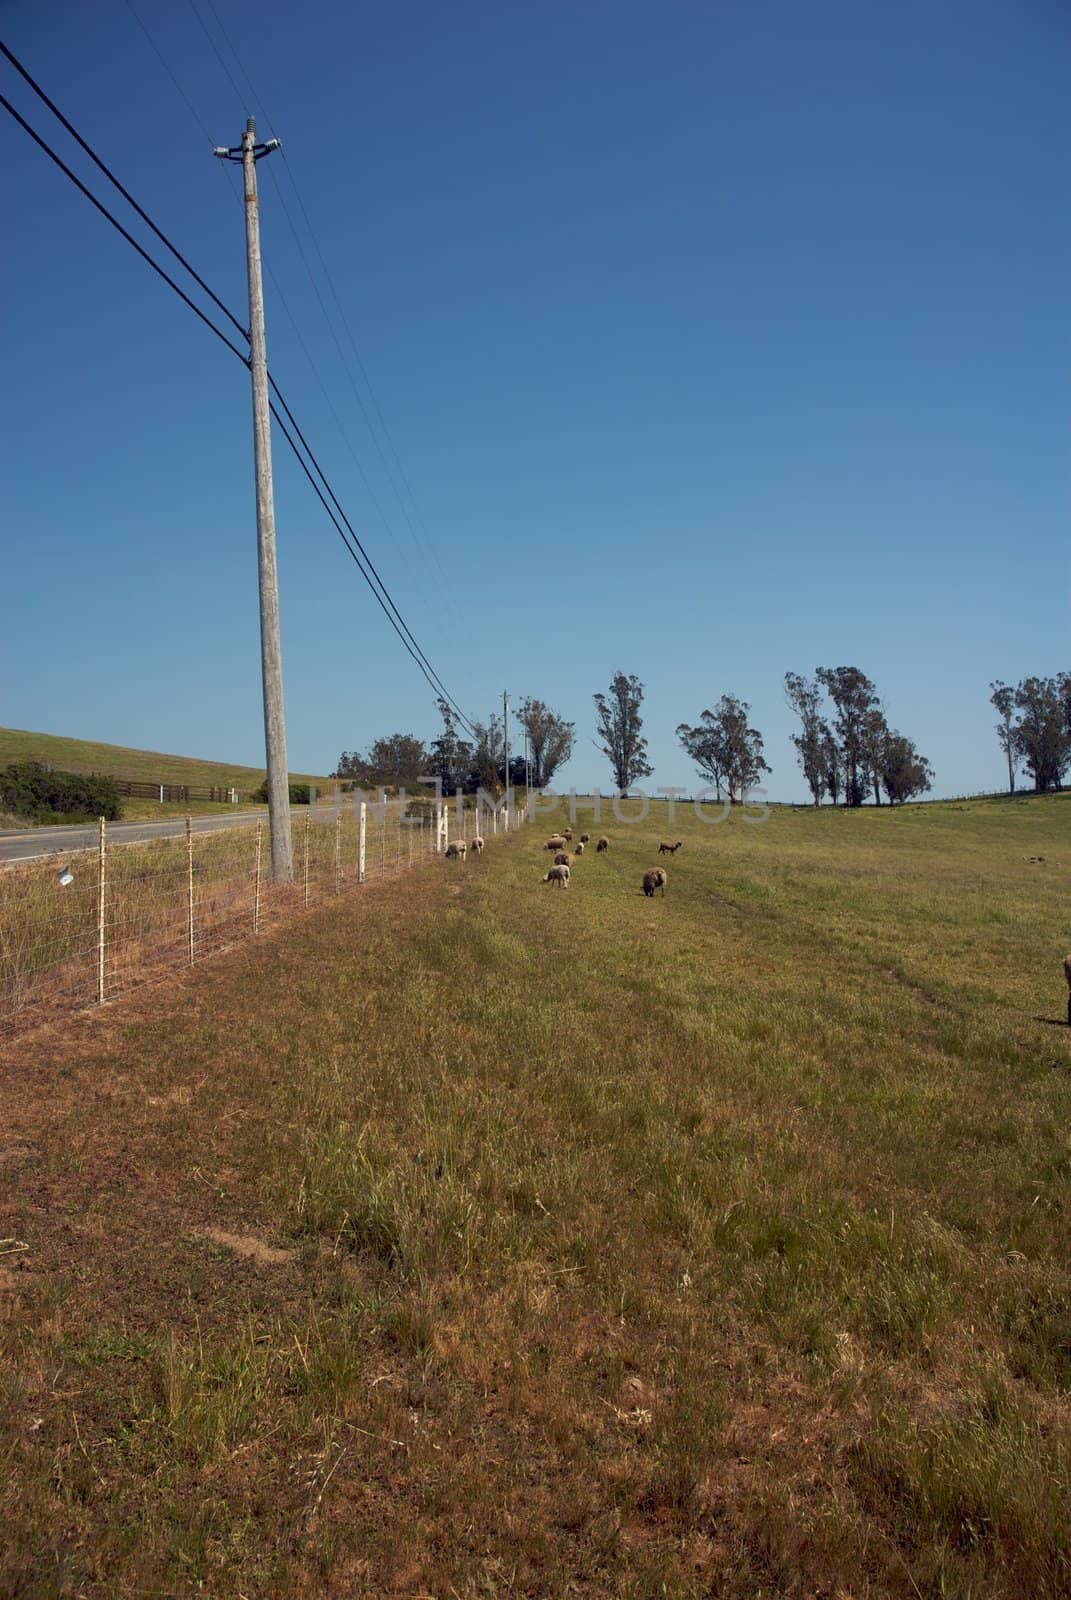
[215, 119, 293, 882]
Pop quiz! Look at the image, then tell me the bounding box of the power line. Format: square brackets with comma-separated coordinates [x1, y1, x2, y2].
[186, 0, 456, 604]
[183, 0, 443, 611]
[0, 38, 247, 344]
[122, 1, 411, 583]
[0, 88, 249, 365]
[0, 65, 478, 737]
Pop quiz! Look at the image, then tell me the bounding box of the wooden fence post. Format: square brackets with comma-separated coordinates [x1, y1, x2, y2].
[254, 821, 262, 935]
[186, 815, 194, 966]
[97, 816, 106, 1005]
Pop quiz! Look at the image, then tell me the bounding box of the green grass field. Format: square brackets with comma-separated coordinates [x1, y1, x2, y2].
[2, 793, 1069, 1597]
[0, 726, 333, 806]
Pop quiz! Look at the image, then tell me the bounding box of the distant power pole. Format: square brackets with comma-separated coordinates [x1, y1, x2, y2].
[215, 119, 293, 883]
[503, 689, 510, 823]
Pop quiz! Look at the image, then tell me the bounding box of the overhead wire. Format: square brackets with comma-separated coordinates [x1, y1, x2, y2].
[191, 0, 458, 607]
[0, 54, 478, 737]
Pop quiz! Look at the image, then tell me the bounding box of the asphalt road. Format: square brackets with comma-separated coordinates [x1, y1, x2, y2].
[0, 811, 265, 864]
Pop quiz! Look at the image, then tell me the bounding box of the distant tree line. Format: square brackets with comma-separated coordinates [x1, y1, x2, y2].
[333, 664, 1070, 808]
[591, 665, 932, 807]
[334, 697, 575, 796]
[781, 667, 933, 806]
[990, 674, 1071, 794]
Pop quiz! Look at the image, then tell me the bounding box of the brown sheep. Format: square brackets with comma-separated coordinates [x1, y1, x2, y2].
[444, 840, 467, 860]
[658, 840, 683, 855]
[1065, 954, 1071, 1025]
[574, 841, 585, 855]
[562, 828, 574, 842]
[579, 833, 591, 845]
[543, 863, 571, 888]
[642, 867, 667, 898]
[596, 836, 609, 853]
[544, 835, 567, 851]
[554, 851, 573, 867]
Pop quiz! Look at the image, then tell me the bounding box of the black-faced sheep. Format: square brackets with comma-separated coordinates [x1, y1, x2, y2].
[596, 836, 609, 853]
[470, 836, 485, 854]
[554, 851, 573, 867]
[543, 863, 570, 888]
[658, 840, 683, 855]
[562, 828, 574, 842]
[579, 833, 591, 845]
[642, 867, 666, 898]
[574, 841, 585, 855]
[544, 835, 567, 851]
[444, 841, 467, 860]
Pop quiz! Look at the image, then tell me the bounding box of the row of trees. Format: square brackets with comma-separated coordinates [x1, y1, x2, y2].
[990, 675, 1071, 793]
[335, 666, 1069, 806]
[593, 667, 932, 806]
[335, 697, 576, 795]
[783, 667, 933, 806]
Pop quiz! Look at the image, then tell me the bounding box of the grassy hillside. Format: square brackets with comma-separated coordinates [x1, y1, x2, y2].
[0, 727, 333, 802]
[3, 794, 1070, 1597]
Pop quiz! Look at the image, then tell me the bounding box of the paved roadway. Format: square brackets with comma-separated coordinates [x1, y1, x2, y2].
[0, 811, 265, 864]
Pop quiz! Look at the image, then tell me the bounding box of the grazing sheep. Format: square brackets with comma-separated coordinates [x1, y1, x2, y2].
[1065, 954, 1071, 1025]
[554, 851, 573, 867]
[642, 867, 667, 898]
[444, 841, 467, 860]
[579, 833, 591, 845]
[470, 836, 485, 854]
[574, 841, 585, 855]
[562, 828, 574, 842]
[596, 836, 609, 853]
[543, 863, 571, 888]
[658, 840, 683, 855]
[544, 835, 567, 851]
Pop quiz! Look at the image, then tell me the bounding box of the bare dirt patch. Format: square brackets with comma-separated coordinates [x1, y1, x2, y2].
[198, 1227, 296, 1266]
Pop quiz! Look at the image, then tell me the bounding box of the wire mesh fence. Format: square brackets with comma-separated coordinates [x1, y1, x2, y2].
[1, 794, 527, 1040]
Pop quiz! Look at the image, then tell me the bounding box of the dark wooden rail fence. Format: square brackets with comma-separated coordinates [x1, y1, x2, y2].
[108, 779, 239, 803]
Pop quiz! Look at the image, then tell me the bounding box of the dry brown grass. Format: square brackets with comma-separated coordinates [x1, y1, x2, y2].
[1, 793, 1069, 1597]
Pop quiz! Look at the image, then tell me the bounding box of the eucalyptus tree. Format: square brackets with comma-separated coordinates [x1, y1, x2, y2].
[594, 672, 654, 795]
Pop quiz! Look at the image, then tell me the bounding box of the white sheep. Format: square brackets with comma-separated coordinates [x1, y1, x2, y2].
[470, 836, 485, 854]
[543, 863, 571, 888]
[574, 840, 585, 855]
[444, 840, 467, 860]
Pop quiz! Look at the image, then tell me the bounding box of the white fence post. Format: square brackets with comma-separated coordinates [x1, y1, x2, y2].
[97, 816, 106, 1005]
[303, 812, 310, 907]
[358, 801, 367, 884]
[186, 815, 194, 966]
[254, 821, 262, 935]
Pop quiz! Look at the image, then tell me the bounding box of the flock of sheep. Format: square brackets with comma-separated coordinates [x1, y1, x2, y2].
[443, 823, 682, 899]
[538, 827, 677, 899]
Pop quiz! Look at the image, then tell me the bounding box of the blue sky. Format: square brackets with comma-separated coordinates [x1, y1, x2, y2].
[2, 0, 1068, 798]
